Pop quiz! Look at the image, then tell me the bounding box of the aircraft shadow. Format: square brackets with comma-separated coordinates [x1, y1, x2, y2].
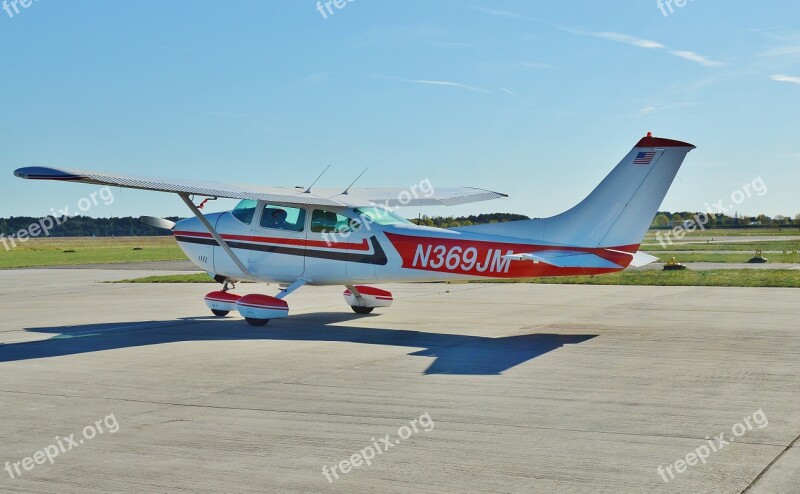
[2, 313, 597, 375]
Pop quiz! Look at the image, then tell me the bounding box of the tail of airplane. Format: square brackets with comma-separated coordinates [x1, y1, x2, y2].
[457, 134, 695, 248]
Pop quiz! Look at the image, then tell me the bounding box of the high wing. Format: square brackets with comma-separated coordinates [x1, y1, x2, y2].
[13, 166, 507, 207]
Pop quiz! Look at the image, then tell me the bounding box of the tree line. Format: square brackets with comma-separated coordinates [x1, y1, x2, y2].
[410, 213, 530, 228]
[0, 213, 532, 237]
[652, 211, 800, 228]
[0, 211, 797, 238]
[0, 216, 182, 237]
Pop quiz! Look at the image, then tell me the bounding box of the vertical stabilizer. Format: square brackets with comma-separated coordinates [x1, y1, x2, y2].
[456, 135, 695, 248]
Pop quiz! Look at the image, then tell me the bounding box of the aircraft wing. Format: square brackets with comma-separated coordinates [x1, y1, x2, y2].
[13, 167, 507, 208]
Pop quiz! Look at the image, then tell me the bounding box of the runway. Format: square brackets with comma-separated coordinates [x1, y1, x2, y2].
[0, 269, 798, 493]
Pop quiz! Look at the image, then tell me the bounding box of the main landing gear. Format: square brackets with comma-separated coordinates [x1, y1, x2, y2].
[203, 279, 305, 326]
[343, 285, 393, 314]
[205, 290, 290, 326]
[204, 281, 393, 325]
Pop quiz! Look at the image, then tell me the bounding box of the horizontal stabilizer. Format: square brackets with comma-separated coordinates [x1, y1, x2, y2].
[626, 251, 660, 268]
[503, 250, 622, 269]
[602, 249, 660, 268]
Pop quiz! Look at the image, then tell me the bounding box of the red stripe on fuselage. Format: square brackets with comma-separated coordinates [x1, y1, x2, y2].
[173, 230, 370, 251]
[384, 232, 639, 278]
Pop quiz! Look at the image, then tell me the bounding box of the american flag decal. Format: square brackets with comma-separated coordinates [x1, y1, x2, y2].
[633, 151, 656, 165]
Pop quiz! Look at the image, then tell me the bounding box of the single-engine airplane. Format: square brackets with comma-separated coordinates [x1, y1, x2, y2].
[14, 134, 694, 325]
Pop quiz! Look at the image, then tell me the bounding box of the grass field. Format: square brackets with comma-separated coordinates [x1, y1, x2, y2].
[643, 240, 800, 252]
[492, 269, 800, 288]
[646, 252, 800, 263]
[0, 237, 187, 269]
[112, 273, 218, 283]
[114, 269, 800, 288]
[642, 228, 800, 239]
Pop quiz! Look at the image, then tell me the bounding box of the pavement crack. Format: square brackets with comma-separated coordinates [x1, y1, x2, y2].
[741, 431, 800, 493]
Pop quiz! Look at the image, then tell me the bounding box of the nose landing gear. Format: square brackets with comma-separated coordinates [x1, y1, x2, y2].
[204, 280, 242, 317]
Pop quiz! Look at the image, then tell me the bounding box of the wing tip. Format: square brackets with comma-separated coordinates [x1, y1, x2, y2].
[14, 167, 84, 181]
[469, 187, 509, 198]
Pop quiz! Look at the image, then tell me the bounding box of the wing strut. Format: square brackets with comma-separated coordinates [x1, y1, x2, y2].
[178, 193, 252, 278]
[276, 278, 309, 300]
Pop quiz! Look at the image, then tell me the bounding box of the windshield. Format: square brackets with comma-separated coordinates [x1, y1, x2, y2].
[231, 199, 258, 224]
[353, 207, 413, 227]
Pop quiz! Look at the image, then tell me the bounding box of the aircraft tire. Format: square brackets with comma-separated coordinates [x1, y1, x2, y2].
[351, 306, 375, 314]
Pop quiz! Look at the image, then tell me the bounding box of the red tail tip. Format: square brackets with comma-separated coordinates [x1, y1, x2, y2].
[636, 135, 696, 148]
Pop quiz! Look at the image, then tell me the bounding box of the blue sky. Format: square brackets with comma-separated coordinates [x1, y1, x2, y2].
[1, 0, 798, 220]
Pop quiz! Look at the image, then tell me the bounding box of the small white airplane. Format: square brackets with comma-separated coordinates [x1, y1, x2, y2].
[15, 134, 694, 325]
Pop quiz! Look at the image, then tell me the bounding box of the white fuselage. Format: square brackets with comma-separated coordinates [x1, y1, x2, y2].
[173, 201, 633, 285]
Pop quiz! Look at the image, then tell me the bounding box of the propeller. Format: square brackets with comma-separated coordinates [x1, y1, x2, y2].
[140, 216, 176, 231]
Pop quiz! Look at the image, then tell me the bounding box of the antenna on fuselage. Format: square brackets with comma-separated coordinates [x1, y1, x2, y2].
[304, 164, 331, 194]
[342, 167, 368, 195]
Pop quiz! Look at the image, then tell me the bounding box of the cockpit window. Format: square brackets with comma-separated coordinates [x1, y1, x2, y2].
[311, 209, 359, 234]
[259, 205, 306, 232]
[353, 207, 412, 226]
[231, 200, 257, 224]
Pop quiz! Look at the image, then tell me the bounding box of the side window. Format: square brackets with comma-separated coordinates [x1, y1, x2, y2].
[259, 205, 306, 232]
[231, 200, 257, 225]
[311, 210, 360, 234]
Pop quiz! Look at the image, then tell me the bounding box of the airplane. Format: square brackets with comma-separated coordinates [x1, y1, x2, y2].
[14, 133, 694, 326]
